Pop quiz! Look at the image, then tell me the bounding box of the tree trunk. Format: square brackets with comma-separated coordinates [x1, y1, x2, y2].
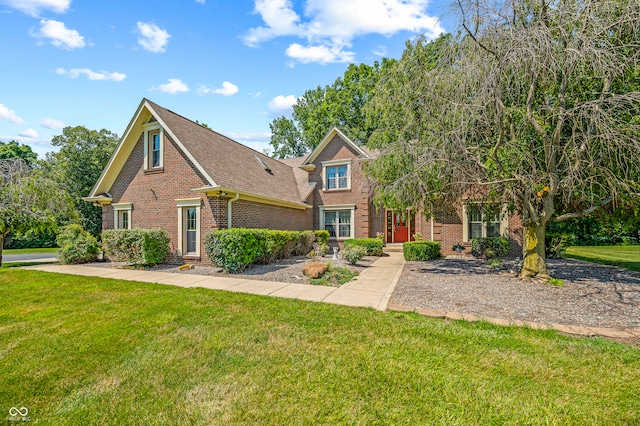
[519, 223, 549, 280]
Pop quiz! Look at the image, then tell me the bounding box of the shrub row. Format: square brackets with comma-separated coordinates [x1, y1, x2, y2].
[343, 238, 384, 256]
[204, 228, 317, 273]
[403, 241, 441, 261]
[102, 228, 170, 266]
[471, 237, 510, 258]
[314, 230, 330, 245]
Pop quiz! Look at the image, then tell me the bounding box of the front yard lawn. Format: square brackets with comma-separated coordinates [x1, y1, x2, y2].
[1, 269, 639, 424]
[565, 245, 640, 273]
[3, 247, 58, 255]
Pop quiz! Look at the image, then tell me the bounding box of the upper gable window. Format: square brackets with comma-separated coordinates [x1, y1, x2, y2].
[322, 159, 351, 191]
[142, 121, 163, 171]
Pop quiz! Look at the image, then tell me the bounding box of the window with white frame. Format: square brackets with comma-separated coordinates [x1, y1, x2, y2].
[176, 199, 201, 257]
[113, 203, 132, 229]
[464, 204, 505, 241]
[322, 160, 351, 191]
[319, 205, 355, 239]
[143, 122, 163, 170]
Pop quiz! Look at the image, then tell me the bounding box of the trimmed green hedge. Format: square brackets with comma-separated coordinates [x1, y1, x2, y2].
[57, 224, 100, 264]
[102, 228, 170, 266]
[343, 238, 384, 256]
[471, 237, 510, 258]
[403, 241, 441, 261]
[314, 230, 330, 245]
[205, 228, 316, 273]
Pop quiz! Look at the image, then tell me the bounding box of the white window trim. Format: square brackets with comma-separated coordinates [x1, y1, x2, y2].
[176, 198, 201, 257]
[462, 204, 509, 242]
[321, 159, 351, 191]
[113, 203, 132, 230]
[319, 204, 355, 240]
[142, 122, 163, 170]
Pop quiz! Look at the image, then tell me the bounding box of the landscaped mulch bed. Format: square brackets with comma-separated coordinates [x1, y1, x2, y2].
[89, 255, 377, 286]
[392, 257, 640, 329]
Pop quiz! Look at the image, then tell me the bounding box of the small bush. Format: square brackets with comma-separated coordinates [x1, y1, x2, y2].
[403, 241, 441, 261]
[310, 264, 358, 286]
[102, 228, 170, 266]
[343, 238, 384, 256]
[56, 224, 100, 264]
[471, 237, 510, 258]
[314, 230, 330, 245]
[545, 233, 576, 258]
[342, 245, 367, 265]
[296, 231, 316, 256]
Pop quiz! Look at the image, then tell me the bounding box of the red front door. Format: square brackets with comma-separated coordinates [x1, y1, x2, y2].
[393, 211, 409, 243]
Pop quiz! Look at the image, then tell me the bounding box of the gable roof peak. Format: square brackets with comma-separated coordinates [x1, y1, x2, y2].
[302, 127, 369, 166]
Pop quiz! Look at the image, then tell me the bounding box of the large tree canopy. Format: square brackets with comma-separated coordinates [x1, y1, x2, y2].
[0, 140, 37, 166]
[45, 126, 119, 236]
[365, 0, 640, 279]
[0, 158, 74, 264]
[269, 60, 395, 158]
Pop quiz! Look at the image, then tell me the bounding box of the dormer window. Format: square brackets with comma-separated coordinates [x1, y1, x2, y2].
[322, 159, 351, 191]
[143, 121, 163, 171]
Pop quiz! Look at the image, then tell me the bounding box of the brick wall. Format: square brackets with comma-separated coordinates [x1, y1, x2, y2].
[105, 132, 226, 265]
[309, 134, 375, 241]
[232, 200, 312, 230]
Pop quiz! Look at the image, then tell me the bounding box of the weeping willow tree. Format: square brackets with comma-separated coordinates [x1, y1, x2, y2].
[365, 0, 640, 279]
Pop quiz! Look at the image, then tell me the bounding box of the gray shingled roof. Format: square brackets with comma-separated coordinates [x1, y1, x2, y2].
[146, 99, 305, 205]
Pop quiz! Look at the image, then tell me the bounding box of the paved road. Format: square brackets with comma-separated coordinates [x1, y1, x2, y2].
[3, 252, 58, 262]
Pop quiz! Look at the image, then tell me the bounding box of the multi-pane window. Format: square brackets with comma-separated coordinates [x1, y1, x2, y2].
[324, 210, 351, 238]
[151, 132, 161, 168]
[326, 165, 348, 190]
[468, 205, 501, 239]
[118, 210, 129, 230]
[185, 207, 197, 254]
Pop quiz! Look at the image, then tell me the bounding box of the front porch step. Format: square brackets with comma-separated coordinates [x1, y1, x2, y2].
[383, 243, 404, 253]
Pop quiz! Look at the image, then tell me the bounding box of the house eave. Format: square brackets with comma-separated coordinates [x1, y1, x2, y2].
[81, 196, 112, 205]
[192, 186, 311, 211]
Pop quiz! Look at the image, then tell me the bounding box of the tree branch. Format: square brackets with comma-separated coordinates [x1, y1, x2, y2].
[552, 197, 614, 222]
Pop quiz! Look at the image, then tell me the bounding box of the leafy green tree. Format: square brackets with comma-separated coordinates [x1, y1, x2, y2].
[0, 140, 37, 166]
[365, 0, 640, 279]
[0, 159, 74, 265]
[45, 126, 119, 236]
[269, 60, 395, 158]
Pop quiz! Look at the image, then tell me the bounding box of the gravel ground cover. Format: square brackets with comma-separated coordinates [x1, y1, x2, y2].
[392, 257, 640, 329]
[87, 255, 378, 286]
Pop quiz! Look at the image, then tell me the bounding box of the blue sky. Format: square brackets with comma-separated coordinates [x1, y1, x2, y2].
[0, 0, 453, 157]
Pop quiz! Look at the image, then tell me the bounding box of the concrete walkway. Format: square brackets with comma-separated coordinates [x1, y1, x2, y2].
[24, 251, 406, 311]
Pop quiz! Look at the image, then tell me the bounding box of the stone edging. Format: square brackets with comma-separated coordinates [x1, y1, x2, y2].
[386, 302, 640, 340]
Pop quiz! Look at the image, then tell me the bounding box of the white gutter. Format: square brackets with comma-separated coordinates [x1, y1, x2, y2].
[227, 192, 240, 229]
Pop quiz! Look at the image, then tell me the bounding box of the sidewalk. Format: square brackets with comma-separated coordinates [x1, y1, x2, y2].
[24, 251, 406, 311]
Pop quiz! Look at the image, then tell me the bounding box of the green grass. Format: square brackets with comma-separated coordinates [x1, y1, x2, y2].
[1, 269, 639, 425]
[565, 245, 640, 273]
[3, 247, 58, 255]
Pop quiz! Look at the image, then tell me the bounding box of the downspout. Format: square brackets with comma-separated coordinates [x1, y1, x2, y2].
[227, 193, 240, 229]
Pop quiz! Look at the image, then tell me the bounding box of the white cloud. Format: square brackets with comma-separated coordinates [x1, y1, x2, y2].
[198, 81, 239, 96]
[286, 43, 354, 64]
[243, 0, 444, 64]
[32, 19, 85, 49]
[19, 128, 38, 138]
[373, 45, 387, 56]
[2, 0, 70, 16]
[56, 67, 126, 81]
[0, 104, 25, 124]
[40, 118, 64, 129]
[268, 94, 297, 115]
[195, 0, 205, 3]
[136, 22, 170, 53]
[156, 78, 189, 94]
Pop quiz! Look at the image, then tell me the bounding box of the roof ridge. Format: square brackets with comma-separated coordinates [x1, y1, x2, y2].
[145, 98, 288, 168]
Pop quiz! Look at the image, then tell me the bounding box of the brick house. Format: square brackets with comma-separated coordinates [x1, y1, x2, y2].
[85, 99, 522, 264]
